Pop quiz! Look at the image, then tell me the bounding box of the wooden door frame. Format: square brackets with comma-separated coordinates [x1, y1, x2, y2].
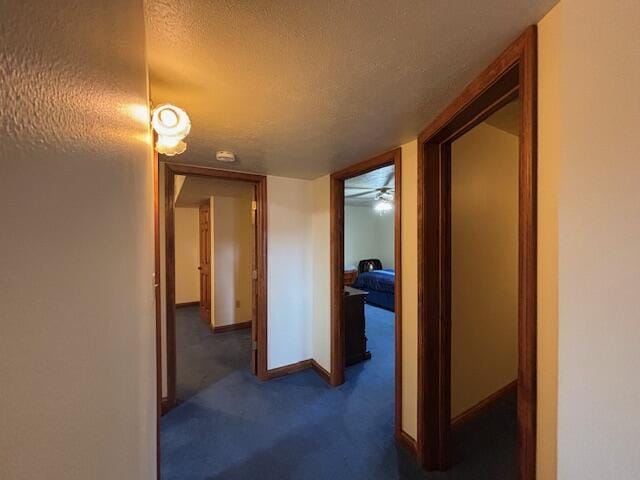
[417, 26, 537, 478]
[329, 147, 404, 443]
[160, 162, 268, 414]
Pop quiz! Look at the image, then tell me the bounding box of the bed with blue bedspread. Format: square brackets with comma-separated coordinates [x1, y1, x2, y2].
[352, 259, 395, 311]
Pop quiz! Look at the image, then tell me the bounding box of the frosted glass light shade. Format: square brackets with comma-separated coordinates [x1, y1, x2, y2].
[151, 103, 190, 156]
[151, 104, 191, 138]
[156, 140, 187, 156]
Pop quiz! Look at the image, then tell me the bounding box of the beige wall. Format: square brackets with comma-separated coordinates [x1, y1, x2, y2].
[537, 5, 560, 478]
[344, 204, 394, 269]
[211, 196, 253, 327]
[174, 207, 200, 304]
[0, 0, 156, 478]
[400, 140, 419, 439]
[311, 175, 332, 371]
[551, 1, 640, 479]
[450, 122, 519, 418]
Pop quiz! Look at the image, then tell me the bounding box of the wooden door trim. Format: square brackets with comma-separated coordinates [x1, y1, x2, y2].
[329, 147, 404, 443]
[417, 26, 537, 479]
[161, 163, 268, 414]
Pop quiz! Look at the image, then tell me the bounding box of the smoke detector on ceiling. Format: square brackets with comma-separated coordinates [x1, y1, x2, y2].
[216, 150, 236, 162]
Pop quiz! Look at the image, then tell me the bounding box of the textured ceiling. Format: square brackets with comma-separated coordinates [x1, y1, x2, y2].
[145, 0, 556, 179]
[175, 175, 254, 207]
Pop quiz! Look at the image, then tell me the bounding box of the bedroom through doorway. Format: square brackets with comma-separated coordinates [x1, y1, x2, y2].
[329, 148, 405, 449]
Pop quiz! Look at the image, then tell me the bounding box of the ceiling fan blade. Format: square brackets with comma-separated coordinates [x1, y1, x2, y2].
[346, 191, 375, 198]
[384, 169, 395, 187]
[344, 186, 374, 190]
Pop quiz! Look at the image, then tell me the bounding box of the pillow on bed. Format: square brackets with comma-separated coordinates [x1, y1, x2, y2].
[357, 259, 383, 273]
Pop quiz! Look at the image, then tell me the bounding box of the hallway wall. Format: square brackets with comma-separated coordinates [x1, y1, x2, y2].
[311, 175, 332, 371]
[450, 122, 519, 418]
[175, 207, 200, 304]
[537, 5, 561, 478]
[0, 0, 156, 479]
[267, 175, 313, 368]
[400, 140, 419, 439]
[211, 195, 253, 328]
[546, 1, 640, 479]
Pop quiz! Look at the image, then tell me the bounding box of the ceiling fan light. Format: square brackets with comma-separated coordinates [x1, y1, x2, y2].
[374, 199, 393, 214]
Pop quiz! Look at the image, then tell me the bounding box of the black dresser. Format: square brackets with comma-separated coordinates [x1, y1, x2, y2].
[343, 286, 371, 366]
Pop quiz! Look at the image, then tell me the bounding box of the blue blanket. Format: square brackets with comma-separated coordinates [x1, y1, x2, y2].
[353, 269, 395, 293]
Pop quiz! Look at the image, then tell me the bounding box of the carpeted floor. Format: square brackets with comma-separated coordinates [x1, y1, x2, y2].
[161, 305, 516, 480]
[174, 306, 251, 404]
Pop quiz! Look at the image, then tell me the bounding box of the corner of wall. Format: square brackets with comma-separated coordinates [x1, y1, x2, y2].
[311, 175, 332, 371]
[400, 139, 418, 439]
[536, 4, 561, 479]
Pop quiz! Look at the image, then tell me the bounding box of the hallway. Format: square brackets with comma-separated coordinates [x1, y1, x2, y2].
[161, 306, 516, 479]
[174, 306, 251, 404]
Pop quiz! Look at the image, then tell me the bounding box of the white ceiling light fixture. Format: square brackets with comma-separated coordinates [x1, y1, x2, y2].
[374, 189, 394, 215]
[151, 103, 191, 156]
[216, 150, 236, 163]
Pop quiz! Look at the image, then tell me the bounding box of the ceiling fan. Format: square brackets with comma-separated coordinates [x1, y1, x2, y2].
[344, 166, 395, 199]
[344, 186, 395, 200]
[345, 186, 395, 214]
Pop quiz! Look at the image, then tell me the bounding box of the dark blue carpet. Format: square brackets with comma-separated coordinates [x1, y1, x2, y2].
[162, 305, 516, 480]
[174, 306, 251, 404]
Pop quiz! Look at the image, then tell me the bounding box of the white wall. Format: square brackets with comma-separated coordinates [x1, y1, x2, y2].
[450, 122, 519, 418]
[548, 2, 640, 479]
[267, 175, 313, 368]
[0, 1, 156, 478]
[344, 204, 394, 269]
[212, 196, 253, 327]
[174, 207, 200, 304]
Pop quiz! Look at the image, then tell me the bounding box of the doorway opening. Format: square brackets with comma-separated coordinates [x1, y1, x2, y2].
[417, 27, 537, 479]
[330, 148, 405, 446]
[157, 163, 268, 414]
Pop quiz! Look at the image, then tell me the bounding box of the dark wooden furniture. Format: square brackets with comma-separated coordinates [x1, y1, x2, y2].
[343, 286, 371, 366]
[343, 269, 358, 286]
